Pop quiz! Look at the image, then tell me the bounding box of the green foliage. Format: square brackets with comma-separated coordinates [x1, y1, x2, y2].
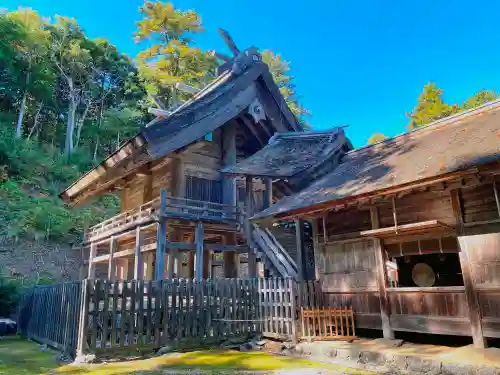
[0, 274, 21, 316]
[407, 83, 460, 129]
[462, 89, 498, 110]
[135, 1, 217, 108]
[367, 133, 387, 145]
[0, 124, 118, 241]
[261, 50, 310, 128]
[407, 84, 498, 130]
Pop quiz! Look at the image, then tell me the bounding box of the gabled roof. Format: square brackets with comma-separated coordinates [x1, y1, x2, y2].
[221, 129, 351, 178]
[252, 99, 500, 220]
[60, 47, 302, 205]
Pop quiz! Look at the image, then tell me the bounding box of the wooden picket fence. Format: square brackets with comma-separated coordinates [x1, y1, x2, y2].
[17, 278, 354, 357]
[300, 307, 356, 341]
[17, 282, 82, 355]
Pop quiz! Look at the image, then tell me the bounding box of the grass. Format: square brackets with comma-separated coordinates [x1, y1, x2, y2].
[0, 337, 377, 375]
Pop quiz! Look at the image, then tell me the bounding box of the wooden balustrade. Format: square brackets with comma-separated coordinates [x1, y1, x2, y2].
[85, 192, 242, 243]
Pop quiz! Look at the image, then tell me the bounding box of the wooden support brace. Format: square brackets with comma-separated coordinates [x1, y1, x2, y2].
[370, 207, 394, 339]
[218, 28, 240, 56]
[295, 218, 306, 281]
[107, 237, 117, 280]
[451, 189, 486, 348]
[245, 176, 257, 277]
[133, 226, 143, 279]
[155, 190, 167, 280]
[195, 223, 204, 281]
[88, 243, 97, 279]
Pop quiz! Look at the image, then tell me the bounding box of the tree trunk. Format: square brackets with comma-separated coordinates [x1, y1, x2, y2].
[15, 91, 27, 138]
[27, 103, 44, 140]
[64, 99, 77, 157]
[75, 101, 92, 149]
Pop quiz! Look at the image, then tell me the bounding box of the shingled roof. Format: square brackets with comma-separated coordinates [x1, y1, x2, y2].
[221, 129, 351, 177]
[60, 47, 302, 205]
[252, 99, 500, 220]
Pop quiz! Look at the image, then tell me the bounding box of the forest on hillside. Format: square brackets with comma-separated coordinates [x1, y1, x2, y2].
[0, 2, 308, 242]
[0, 2, 498, 243]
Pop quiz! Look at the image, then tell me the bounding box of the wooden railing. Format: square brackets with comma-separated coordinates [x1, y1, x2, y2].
[85, 190, 242, 243]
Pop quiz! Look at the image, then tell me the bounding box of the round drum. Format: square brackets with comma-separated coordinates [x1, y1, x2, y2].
[412, 263, 436, 287]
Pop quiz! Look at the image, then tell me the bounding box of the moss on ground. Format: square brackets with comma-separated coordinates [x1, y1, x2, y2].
[0, 337, 377, 374]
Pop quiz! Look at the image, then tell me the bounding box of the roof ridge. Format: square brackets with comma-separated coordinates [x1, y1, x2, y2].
[349, 98, 500, 156]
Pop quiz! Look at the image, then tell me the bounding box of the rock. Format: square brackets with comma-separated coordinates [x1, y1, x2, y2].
[157, 345, 174, 355]
[220, 340, 240, 349]
[73, 354, 96, 364]
[407, 358, 441, 374]
[359, 351, 383, 365]
[281, 341, 295, 350]
[255, 339, 267, 346]
[373, 338, 404, 348]
[477, 367, 500, 375]
[441, 362, 476, 375]
[0, 319, 16, 337]
[39, 344, 48, 352]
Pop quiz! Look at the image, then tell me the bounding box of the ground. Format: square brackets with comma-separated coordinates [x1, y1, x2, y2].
[0, 337, 379, 375]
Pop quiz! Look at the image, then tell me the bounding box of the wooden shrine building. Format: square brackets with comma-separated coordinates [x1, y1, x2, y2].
[252, 100, 500, 347]
[60, 30, 352, 283]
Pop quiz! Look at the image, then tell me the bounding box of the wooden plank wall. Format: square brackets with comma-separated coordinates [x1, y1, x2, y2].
[378, 190, 455, 227]
[316, 239, 381, 329]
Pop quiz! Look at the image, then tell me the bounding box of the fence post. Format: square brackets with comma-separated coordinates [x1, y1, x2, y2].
[289, 278, 298, 344]
[75, 279, 90, 359]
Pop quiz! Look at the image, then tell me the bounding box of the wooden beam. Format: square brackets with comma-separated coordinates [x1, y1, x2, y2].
[311, 218, 321, 280]
[493, 180, 500, 218]
[451, 189, 486, 348]
[222, 121, 238, 277]
[88, 243, 97, 279]
[107, 237, 117, 280]
[195, 222, 204, 281]
[175, 82, 201, 95]
[209, 50, 231, 62]
[245, 176, 257, 277]
[370, 207, 394, 339]
[133, 226, 143, 279]
[155, 190, 168, 280]
[239, 115, 266, 147]
[295, 218, 306, 281]
[148, 107, 172, 117]
[218, 28, 240, 56]
[116, 259, 129, 280]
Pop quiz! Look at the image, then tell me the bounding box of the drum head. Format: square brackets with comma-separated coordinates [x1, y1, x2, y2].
[412, 263, 436, 287]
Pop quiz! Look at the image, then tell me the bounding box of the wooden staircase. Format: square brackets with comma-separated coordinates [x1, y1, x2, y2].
[241, 222, 298, 279]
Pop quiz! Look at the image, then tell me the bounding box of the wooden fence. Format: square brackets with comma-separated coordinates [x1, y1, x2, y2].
[18, 278, 302, 357]
[17, 282, 82, 355]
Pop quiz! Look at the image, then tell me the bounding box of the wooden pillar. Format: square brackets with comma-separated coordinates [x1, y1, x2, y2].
[155, 189, 167, 280]
[120, 187, 130, 212]
[188, 251, 195, 279]
[134, 226, 143, 280]
[311, 218, 321, 280]
[142, 166, 153, 203]
[116, 259, 129, 280]
[245, 175, 257, 277]
[88, 243, 97, 279]
[143, 252, 154, 280]
[295, 218, 306, 281]
[107, 237, 117, 280]
[221, 122, 238, 278]
[263, 177, 273, 278]
[195, 223, 204, 281]
[203, 250, 211, 279]
[451, 189, 486, 348]
[370, 207, 394, 339]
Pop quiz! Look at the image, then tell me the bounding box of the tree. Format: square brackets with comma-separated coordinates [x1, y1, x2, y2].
[367, 133, 387, 145]
[261, 50, 310, 128]
[135, 1, 216, 109]
[462, 89, 498, 110]
[5, 9, 54, 138]
[407, 83, 460, 129]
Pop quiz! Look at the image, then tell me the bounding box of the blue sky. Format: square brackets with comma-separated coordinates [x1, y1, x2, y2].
[3, 0, 500, 147]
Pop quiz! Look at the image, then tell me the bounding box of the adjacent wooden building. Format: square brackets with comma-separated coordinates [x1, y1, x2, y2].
[252, 101, 500, 347]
